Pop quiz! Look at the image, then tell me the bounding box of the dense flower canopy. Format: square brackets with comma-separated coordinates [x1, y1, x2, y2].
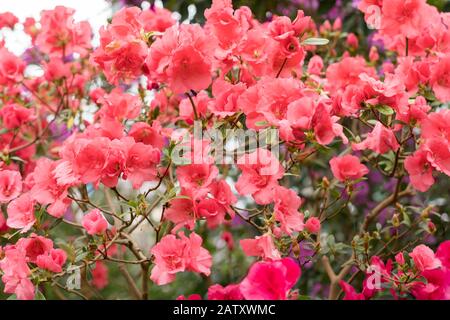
[0, 0, 449, 300]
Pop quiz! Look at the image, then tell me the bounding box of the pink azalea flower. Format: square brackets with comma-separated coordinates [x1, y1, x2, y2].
[0, 12, 18, 29]
[91, 261, 109, 290]
[436, 241, 450, 269]
[97, 88, 142, 123]
[0, 170, 22, 203]
[100, 139, 128, 188]
[30, 158, 72, 218]
[307, 55, 323, 75]
[205, 0, 247, 52]
[430, 56, 450, 103]
[410, 244, 442, 272]
[236, 148, 284, 205]
[179, 91, 211, 123]
[352, 121, 400, 154]
[273, 186, 304, 235]
[424, 139, 450, 176]
[208, 284, 243, 300]
[165, 196, 197, 233]
[0, 247, 34, 300]
[35, 6, 92, 56]
[150, 232, 212, 285]
[150, 234, 188, 285]
[146, 24, 213, 94]
[36, 248, 67, 273]
[139, 6, 175, 33]
[0, 104, 35, 130]
[326, 56, 375, 92]
[93, 7, 147, 84]
[6, 193, 36, 233]
[176, 163, 219, 197]
[239, 258, 301, 300]
[16, 234, 54, 263]
[208, 79, 247, 118]
[404, 148, 435, 192]
[70, 137, 110, 187]
[123, 140, 161, 189]
[128, 121, 165, 150]
[330, 154, 369, 182]
[411, 268, 450, 300]
[82, 209, 108, 235]
[196, 198, 227, 229]
[421, 109, 450, 142]
[209, 180, 237, 218]
[305, 217, 321, 234]
[0, 47, 25, 85]
[340, 280, 366, 300]
[240, 234, 281, 260]
[381, 0, 433, 38]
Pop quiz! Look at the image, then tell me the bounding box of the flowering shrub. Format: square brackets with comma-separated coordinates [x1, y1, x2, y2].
[0, 0, 449, 300]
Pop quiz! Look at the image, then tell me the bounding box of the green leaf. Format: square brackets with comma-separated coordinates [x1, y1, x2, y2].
[35, 290, 46, 300]
[366, 119, 379, 126]
[254, 121, 268, 127]
[302, 38, 330, 46]
[284, 173, 301, 177]
[10, 156, 26, 163]
[402, 210, 411, 227]
[376, 105, 395, 115]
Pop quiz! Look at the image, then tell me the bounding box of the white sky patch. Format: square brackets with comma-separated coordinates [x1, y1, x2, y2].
[0, 0, 112, 55]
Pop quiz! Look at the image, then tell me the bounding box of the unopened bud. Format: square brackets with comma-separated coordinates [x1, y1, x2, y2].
[421, 206, 433, 219]
[292, 241, 301, 258]
[395, 252, 405, 265]
[322, 176, 330, 189]
[428, 221, 436, 234]
[392, 214, 400, 228]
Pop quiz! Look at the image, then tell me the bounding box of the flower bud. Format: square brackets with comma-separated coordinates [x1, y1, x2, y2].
[428, 221, 436, 234]
[392, 214, 400, 228]
[395, 252, 405, 265]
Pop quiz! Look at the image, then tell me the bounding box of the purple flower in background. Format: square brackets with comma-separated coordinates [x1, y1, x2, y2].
[384, 178, 398, 194]
[293, 0, 319, 11]
[353, 181, 370, 205]
[49, 121, 73, 142]
[232, 210, 248, 227]
[326, 0, 343, 20]
[63, 206, 75, 223]
[377, 207, 393, 226]
[21, 47, 45, 65]
[293, 241, 315, 268]
[310, 283, 328, 298]
[117, 0, 145, 7]
[368, 33, 385, 50]
[352, 0, 362, 8]
[368, 170, 384, 184]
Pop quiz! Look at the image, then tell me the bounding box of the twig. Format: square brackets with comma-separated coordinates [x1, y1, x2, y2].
[361, 186, 414, 232]
[117, 264, 141, 299]
[322, 255, 354, 300]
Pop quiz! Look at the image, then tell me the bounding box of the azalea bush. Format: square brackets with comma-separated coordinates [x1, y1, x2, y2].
[0, 0, 449, 300]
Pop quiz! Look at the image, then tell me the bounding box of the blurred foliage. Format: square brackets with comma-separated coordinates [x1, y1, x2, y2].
[159, 0, 449, 23]
[108, 0, 450, 38]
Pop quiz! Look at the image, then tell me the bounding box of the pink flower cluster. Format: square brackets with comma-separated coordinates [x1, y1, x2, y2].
[0, 234, 67, 300]
[150, 232, 212, 285]
[0, 0, 449, 301]
[341, 242, 450, 300]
